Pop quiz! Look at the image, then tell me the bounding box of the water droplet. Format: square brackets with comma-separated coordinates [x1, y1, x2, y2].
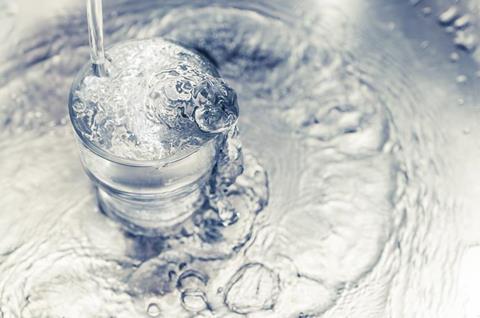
[438, 6, 460, 25]
[454, 30, 477, 52]
[458, 98, 465, 105]
[463, 128, 471, 135]
[456, 75, 467, 84]
[445, 26, 455, 33]
[147, 303, 161, 317]
[420, 41, 430, 49]
[476, 70, 480, 78]
[177, 269, 208, 291]
[181, 289, 209, 313]
[454, 15, 471, 29]
[193, 83, 239, 134]
[450, 52, 459, 62]
[422, 6, 432, 16]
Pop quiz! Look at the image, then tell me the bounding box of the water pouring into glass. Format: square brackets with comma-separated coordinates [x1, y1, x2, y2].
[86, 0, 107, 77]
[70, 0, 241, 236]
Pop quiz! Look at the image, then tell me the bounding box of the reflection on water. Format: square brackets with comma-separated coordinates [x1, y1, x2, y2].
[1, 0, 480, 317]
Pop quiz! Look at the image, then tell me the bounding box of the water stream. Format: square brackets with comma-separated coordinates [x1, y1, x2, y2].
[1, 0, 480, 317]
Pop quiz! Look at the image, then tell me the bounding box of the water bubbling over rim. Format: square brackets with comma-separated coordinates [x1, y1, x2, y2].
[68, 39, 221, 167]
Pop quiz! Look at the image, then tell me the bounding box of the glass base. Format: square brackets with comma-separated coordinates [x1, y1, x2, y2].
[96, 185, 205, 237]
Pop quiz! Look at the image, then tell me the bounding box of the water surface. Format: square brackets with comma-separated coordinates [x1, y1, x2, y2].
[1, 0, 480, 317]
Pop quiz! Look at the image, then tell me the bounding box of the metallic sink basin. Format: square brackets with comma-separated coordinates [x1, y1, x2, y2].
[0, 0, 479, 317]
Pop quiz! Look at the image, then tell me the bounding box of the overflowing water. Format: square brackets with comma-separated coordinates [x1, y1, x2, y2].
[71, 38, 238, 160]
[1, 0, 480, 317]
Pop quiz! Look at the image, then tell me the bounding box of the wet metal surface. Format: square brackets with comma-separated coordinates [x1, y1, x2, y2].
[1, 0, 480, 317]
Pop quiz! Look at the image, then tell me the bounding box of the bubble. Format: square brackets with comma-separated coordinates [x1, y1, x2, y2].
[145, 64, 238, 135]
[454, 30, 477, 52]
[450, 52, 460, 62]
[192, 79, 239, 133]
[147, 303, 161, 317]
[421, 6, 432, 16]
[72, 101, 86, 114]
[456, 75, 468, 84]
[177, 270, 208, 291]
[181, 289, 209, 312]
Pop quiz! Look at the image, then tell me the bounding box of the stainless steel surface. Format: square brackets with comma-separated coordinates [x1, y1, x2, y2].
[1, 0, 480, 317]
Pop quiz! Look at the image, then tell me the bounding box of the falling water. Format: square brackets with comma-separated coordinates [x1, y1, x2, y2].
[86, 0, 107, 77]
